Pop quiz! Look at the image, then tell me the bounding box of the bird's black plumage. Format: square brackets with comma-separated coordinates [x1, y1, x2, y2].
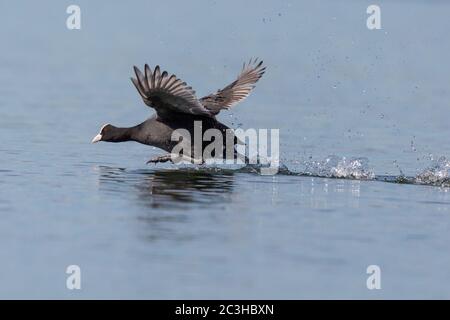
[92, 59, 266, 164]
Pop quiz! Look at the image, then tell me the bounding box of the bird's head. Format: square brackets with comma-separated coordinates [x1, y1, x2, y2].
[91, 123, 116, 143]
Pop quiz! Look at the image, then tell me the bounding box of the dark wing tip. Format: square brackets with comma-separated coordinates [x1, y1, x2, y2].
[130, 77, 144, 97]
[144, 64, 151, 74]
[243, 58, 265, 71]
[133, 66, 145, 81]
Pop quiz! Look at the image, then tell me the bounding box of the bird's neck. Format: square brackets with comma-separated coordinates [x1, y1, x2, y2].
[107, 127, 135, 142]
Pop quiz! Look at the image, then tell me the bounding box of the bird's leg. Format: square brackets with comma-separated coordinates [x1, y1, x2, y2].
[146, 154, 173, 164]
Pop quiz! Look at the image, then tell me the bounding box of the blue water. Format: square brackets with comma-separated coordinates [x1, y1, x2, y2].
[1, 0, 450, 299]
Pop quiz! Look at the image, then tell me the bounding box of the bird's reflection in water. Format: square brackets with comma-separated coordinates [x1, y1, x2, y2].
[97, 166, 235, 210]
[97, 166, 236, 241]
[136, 168, 235, 209]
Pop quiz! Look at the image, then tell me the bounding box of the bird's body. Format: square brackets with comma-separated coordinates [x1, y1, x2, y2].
[92, 59, 266, 164]
[107, 113, 233, 160]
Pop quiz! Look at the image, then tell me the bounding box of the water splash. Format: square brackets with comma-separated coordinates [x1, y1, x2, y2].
[415, 156, 450, 187]
[139, 154, 450, 188]
[303, 155, 375, 180]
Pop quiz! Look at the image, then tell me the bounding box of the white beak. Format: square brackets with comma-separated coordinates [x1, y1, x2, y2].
[91, 134, 102, 143]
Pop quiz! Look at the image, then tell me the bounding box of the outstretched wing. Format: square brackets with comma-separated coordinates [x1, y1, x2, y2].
[200, 59, 266, 115]
[131, 65, 213, 118]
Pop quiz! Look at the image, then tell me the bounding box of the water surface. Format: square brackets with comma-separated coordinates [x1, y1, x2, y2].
[1, 0, 450, 298]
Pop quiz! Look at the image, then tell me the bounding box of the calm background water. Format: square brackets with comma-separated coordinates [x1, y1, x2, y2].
[1, 0, 450, 299]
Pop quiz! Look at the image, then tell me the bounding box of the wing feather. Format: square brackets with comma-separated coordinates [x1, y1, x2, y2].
[200, 58, 266, 115]
[131, 65, 212, 118]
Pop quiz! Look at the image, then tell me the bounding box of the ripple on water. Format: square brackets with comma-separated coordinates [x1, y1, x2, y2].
[91, 155, 450, 192]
